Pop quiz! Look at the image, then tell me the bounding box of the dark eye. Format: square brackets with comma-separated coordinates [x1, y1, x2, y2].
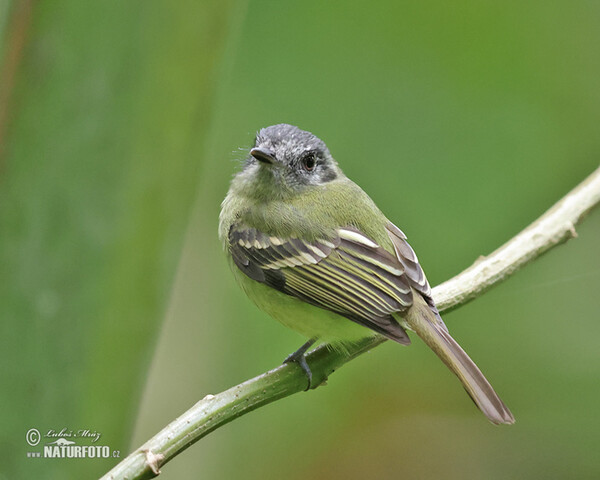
[301, 152, 316, 172]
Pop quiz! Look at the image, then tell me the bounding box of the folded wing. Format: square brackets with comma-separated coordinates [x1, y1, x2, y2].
[229, 222, 436, 344]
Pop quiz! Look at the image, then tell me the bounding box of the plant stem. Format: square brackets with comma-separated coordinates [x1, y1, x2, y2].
[101, 166, 600, 480]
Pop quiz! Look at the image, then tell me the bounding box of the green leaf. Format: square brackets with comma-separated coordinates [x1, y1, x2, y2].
[0, 1, 237, 477]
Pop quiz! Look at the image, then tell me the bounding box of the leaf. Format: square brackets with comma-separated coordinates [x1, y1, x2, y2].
[0, 1, 236, 477]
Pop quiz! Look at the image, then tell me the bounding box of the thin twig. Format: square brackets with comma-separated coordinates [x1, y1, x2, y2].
[101, 166, 600, 480]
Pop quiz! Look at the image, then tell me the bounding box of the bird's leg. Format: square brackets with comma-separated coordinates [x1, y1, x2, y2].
[283, 338, 317, 390]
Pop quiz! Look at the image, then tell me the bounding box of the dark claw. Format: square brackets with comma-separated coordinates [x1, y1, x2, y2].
[283, 339, 316, 391]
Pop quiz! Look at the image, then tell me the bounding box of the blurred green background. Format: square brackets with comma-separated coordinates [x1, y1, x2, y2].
[1, 0, 599, 478]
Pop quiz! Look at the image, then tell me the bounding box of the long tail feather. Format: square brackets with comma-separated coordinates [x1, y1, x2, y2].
[405, 296, 515, 425]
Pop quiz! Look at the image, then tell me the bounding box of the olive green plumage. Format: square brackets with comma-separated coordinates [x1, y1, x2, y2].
[219, 123, 514, 425]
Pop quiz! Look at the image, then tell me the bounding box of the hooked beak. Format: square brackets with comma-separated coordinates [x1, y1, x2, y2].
[250, 147, 277, 165]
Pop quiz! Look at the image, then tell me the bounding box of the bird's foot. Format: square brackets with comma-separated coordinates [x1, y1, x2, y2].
[283, 339, 316, 391]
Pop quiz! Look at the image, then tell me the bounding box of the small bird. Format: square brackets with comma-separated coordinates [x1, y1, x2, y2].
[219, 124, 514, 425]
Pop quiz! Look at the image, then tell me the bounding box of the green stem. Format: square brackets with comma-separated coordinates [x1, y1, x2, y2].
[101, 166, 600, 480]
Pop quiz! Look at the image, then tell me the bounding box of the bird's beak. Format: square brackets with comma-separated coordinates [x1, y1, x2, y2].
[250, 147, 277, 165]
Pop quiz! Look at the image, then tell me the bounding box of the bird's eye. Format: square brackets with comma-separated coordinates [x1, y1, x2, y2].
[301, 152, 316, 172]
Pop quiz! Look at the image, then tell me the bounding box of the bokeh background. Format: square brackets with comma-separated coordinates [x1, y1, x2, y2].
[1, 1, 599, 478]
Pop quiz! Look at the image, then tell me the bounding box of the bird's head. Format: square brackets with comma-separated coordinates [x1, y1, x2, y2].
[237, 124, 341, 200]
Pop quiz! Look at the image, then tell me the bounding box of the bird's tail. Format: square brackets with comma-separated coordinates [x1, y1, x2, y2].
[404, 297, 515, 425]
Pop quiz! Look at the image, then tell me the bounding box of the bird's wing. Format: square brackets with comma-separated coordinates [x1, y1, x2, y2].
[229, 222, 435, 344]
[386, 221, 448, 331]
[384, 222, 432, 295]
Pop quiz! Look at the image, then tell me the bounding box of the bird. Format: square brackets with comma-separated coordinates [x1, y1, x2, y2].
[219, 123, 514, 425]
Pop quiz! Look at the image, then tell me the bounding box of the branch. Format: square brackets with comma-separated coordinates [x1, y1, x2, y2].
[101, 166, 600, 480]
